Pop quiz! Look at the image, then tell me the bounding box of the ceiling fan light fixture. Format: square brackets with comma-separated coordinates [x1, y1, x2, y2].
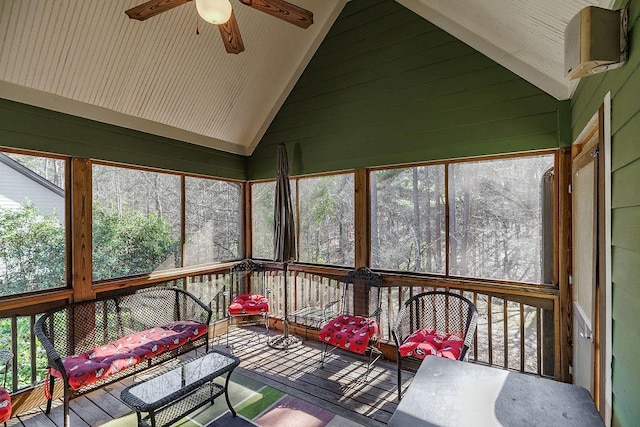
[195, 0, 233, 25]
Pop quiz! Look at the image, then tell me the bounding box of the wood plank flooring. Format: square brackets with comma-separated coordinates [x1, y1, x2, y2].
[11, 327, 412, 427]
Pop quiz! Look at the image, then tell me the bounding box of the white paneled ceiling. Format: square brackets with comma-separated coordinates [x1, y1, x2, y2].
[0, 0, 619, 155]
[0, 0, 347, 155]
[398, 0, 616, 100]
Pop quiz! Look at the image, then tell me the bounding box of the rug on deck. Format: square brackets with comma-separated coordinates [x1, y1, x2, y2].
[105, 372, 363, 427]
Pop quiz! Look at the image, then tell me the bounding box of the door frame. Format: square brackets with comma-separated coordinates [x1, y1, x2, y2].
[570, 96, 611, 425]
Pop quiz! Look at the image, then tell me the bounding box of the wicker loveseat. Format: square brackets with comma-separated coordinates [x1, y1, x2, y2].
[34, 286, 212, 425]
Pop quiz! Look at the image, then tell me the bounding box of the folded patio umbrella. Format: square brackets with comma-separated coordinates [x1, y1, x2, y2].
[270, 144, 299, 349]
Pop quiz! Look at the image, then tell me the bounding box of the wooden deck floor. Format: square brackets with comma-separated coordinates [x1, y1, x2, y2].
[10, 327, 412, 427]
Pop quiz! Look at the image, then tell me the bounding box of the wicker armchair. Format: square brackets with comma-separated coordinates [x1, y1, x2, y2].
[318, 267, 384, 381]
[392, 291, 478, 400]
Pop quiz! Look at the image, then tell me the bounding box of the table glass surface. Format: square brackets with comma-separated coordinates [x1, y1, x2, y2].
[0, 350, 12, 367]
[126, 351, 236, 405]
[389, 357, 604, 427]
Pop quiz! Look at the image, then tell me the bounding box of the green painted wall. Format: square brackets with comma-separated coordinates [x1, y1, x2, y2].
[571, 0, 640, 425]
[0, 98, 247, 180]
[248, 0, 568, 179]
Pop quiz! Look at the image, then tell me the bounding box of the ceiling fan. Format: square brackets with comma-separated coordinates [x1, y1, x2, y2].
[125, 0, 313, 54]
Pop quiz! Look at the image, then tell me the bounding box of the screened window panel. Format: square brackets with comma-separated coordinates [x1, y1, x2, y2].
[448, 155, 554, 283]
[371, 165, 445, 273]
[298, 174, 354, 266]
[92, 165, 181, 281]
[251, 181, 276, 260]
[0, 152, 66, 296]
[184, 177, 241, 266]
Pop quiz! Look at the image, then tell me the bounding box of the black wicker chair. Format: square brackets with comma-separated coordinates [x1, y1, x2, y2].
[391, 291, 478, 400]
[318, 267, 384, 381]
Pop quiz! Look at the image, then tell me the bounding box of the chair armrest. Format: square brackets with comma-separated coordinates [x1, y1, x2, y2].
[323, 299, 341, 319]
[33, 315, 66, 377]
[391, 303, 411, 348]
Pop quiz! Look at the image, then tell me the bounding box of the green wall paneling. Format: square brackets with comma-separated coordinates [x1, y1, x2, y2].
[611, 111, 640, 170]
[248, 0, 563, 179]
[612, 160, 640, 207]
[0, 99, 246, 180]
[612, 206, 640, 253]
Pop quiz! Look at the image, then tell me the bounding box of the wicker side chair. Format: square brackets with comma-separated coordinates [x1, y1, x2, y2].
[318, 267, 384, 381]
[392, 291, 478, 400]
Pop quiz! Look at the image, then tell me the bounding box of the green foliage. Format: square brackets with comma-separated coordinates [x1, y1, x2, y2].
[92, 205, 180, 281]
[0, 316, 48, 392]
[0, 204, 65, 296]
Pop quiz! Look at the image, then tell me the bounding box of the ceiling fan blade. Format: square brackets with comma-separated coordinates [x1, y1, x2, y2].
[125, 0, 192, 21]
[218, 10, 245, 54]
[239, 0, 313, 29]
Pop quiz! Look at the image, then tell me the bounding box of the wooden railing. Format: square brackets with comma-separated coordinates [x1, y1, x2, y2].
[0, 261, 560, 399]
[0, 264, 233, 395]
[259, 263, 560, 378]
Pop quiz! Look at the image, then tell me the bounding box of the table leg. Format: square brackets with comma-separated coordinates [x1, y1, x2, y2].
[224, 371, 236, 417]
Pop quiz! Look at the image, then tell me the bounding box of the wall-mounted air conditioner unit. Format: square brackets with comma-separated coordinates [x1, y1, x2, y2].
[564, 6, 628, 80]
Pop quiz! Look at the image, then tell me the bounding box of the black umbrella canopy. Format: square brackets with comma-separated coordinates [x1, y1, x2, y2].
[273, 144, 296, 262]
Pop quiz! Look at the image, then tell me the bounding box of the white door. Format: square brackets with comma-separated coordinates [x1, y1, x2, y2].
[571, 142, 598, 395]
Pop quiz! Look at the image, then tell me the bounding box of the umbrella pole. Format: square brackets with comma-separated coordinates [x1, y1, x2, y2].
[283, 262, 290, 337]
[268, 262, 301, 350]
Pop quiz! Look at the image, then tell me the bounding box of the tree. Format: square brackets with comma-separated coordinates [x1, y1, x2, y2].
[92, 205, 180, 281]
[0, 204, 65, 296]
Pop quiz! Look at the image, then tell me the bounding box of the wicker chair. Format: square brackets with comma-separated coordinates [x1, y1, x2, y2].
[225, 259, 270, 349]
[318, 267, 384, 381]
[391, 291, 478, 400]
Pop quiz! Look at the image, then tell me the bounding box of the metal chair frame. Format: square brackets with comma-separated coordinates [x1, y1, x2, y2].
[224, 259, 271, 349]
[319, 267, 384, 381]
[391, 290, 478, 400]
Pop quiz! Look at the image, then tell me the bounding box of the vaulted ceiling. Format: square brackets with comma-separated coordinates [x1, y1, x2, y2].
[0, 0, 617, 156]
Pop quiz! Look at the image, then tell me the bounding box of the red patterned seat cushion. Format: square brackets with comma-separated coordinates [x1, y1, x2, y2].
[228, 294, 269, 315]
[318, 314, 379, 355]
[398, 328, 464, 360]
[0, 386, 11, 422]
[51, 320, 207, 390]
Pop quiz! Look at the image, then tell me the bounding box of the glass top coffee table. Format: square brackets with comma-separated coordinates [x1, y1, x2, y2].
[121, 350, 240, 427]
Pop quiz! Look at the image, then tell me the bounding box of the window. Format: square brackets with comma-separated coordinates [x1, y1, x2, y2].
[298, 174, 354, 266]
[371, 165, 445, 273]
[184, 177, 241, 266]
[92, 164, 181, 281]
[449, 155, 554, 283]
[251, 181, 276, 260]
[0, 151, 66, 296]
[371, 153, 554, 284]
[92, 164, 242, 282]
[251, 173, 354, 266]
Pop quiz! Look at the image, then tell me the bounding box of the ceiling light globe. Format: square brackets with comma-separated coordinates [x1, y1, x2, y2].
[195, 0, 233, 25]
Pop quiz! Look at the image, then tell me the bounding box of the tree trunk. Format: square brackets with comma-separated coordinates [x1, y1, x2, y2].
[412, 167, 422, 272]
[370, 173, 379, 265]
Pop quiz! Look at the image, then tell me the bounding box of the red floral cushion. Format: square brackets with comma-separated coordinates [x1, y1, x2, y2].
[0, 386, 11, 423]
[398, 328, 464, 360]
[51, 320, 207, 390]
[228, 294, 269, 315]
[318, 314, 379, 355]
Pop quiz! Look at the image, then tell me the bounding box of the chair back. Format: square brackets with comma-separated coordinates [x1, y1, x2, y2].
[229, 259, 267, 297]
[392, 291, 478, 360]
[338, 267, 384, 321]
